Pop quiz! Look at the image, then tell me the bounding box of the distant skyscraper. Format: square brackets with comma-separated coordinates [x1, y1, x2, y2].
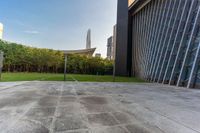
[107, 36, 113, 60]
[95, 53, 101, 58]
[0, 23, 3, 39]
[86, 29, 91, 49]
[107, 25, 117, 60]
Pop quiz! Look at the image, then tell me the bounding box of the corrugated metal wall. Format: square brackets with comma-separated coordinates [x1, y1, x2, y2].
[132, 0, 200, 88]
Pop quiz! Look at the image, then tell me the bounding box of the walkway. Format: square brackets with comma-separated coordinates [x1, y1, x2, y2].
[0, 81, 199, 133]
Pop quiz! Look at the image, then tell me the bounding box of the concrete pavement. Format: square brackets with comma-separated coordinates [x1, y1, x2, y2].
[0, 81, 199, 133]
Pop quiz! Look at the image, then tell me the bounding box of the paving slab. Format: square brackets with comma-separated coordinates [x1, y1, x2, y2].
[0, 81, 199, 133]
[0, 82, 28, 90]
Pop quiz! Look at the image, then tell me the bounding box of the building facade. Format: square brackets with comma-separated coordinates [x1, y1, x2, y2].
[107, 36, 113, 60]
[107, 25, 117, 60]
[95, 53, 101, 58]
[116, 0, 200, 88]
[86, 29, 91, 49]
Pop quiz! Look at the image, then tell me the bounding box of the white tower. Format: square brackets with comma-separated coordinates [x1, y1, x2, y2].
[86, 29, 91, 49]
[0, 23, 3, 39]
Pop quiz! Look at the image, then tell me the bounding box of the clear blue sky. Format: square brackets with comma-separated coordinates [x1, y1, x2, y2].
[0, 0, 117, 57]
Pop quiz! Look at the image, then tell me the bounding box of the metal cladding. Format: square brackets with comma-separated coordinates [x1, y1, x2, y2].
[126, 0, 200, 88]
[0, 23, 3, 39]
[115, 0, 129, 76]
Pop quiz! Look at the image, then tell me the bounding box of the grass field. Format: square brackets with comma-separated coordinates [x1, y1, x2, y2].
[0, 73, 145, 83]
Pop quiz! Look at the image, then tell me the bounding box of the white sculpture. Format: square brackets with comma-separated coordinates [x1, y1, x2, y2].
[0, 23, 3, 39]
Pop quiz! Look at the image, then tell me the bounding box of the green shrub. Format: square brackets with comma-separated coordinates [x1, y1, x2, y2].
[0, 40, 113, 75]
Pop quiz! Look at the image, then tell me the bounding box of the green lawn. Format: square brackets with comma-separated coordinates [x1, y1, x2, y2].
[0, 72, 145, 83]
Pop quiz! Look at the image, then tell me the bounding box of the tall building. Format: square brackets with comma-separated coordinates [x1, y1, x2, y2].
[0, 23, 3, 39]
[107, 36, 113, 60]
[95, 53, 101, 58]
[107, 25, 117, 60]
[86, 29, 91, 49]
[63, 29, 96, 56]
[116, 0, 200, 88]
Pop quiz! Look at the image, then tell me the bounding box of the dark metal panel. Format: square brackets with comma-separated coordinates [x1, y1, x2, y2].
[115, 0, 129, 76]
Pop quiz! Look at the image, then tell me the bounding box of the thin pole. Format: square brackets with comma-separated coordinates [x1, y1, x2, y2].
[64, 55, 67, 81]
[0, 52, 3, 81]
[0, 68, 2, 81]
[113, 59, 116, 82]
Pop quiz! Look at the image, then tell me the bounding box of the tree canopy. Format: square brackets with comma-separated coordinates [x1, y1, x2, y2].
[0, 40, 113, 75]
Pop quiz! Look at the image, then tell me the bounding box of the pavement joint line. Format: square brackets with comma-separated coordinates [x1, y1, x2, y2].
[89, 123, 144, 131]
[71, 80, 93, 132]
[15, 110, 138, 119]
[63, 123, 135, 133]
[152, 125, 167, 133]
[119, 110, 166, 133]
[71, 81, 134, 133]
[108, 93, 137, 133]
[108, 95, 167, 133]
[70, 75, 78, 83]
[25, 116, 54, 119]
[21, 118, 50, 130]
[82, 111, 128, 116]
[131, 102, 200, 133]
[3, 102, 36, 132]
[0, 81, 30, 92]
[120, 109, 167, 133]
[108, 112, 131, 133]
[53, 126, 89, 132]
[145, 106, 200, 133]
[61, 129, 89, 133]
[30, 105, 79, 109]
[49, 83, 64, 133]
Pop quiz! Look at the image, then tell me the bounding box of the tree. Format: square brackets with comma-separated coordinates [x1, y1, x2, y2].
[0, 40, 113, 75]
